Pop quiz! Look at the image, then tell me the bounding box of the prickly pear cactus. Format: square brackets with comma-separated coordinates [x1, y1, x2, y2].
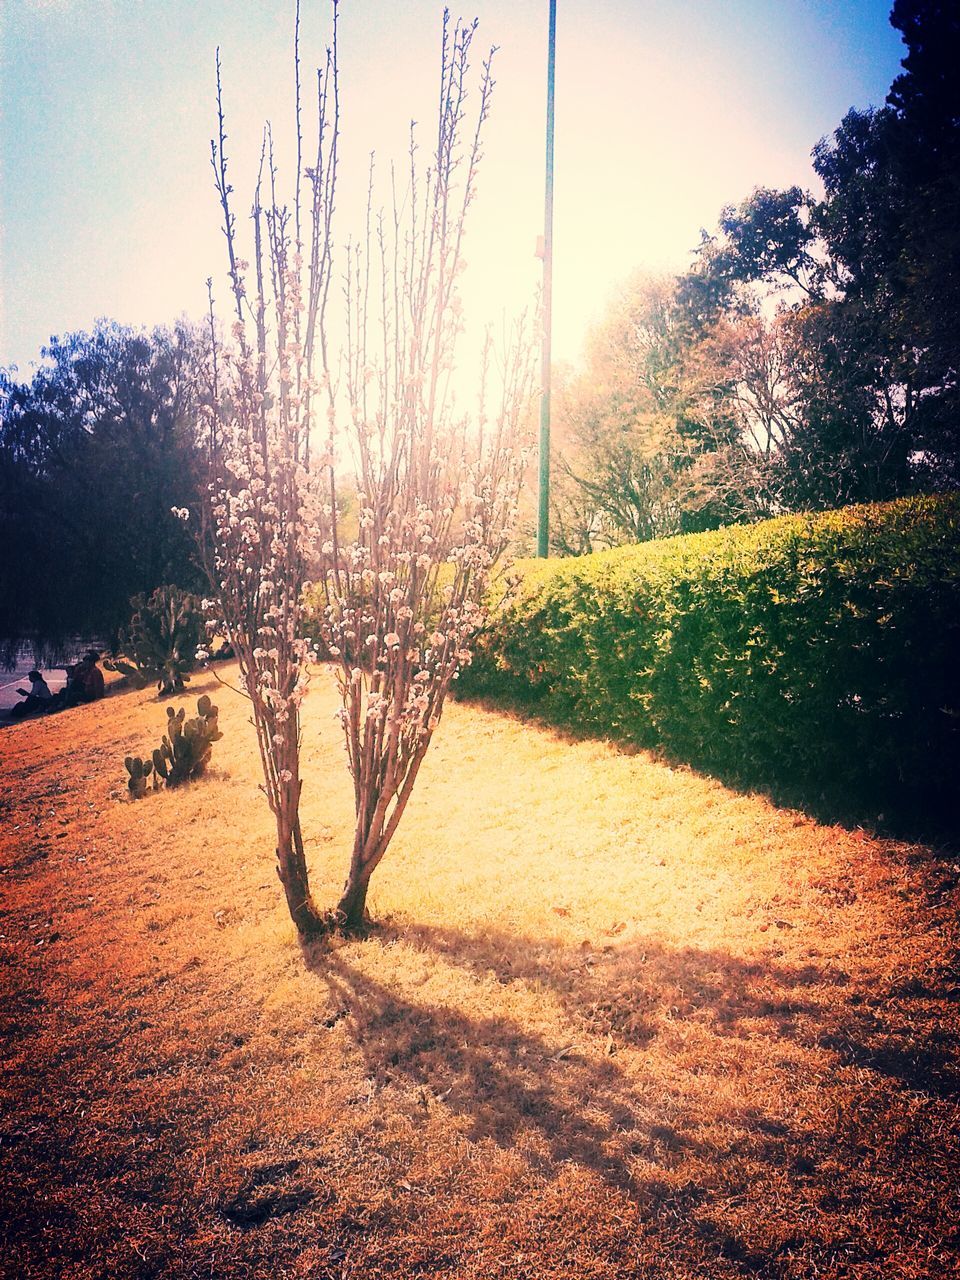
[164, 696, 223, 786]
[105, 586, 203, 696]
[121, 696, 223, 798]
[124, 755, 154, 799]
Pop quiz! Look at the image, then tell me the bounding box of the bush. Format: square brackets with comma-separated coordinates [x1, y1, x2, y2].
[463, 495, 960, 828]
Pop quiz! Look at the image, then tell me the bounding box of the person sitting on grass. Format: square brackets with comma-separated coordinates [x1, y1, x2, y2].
[51, 651, 105, 709]
[10, 670, 53, 718]
[78, 650, 105, 701]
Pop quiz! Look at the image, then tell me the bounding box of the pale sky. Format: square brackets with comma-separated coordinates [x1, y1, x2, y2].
[1, 0, 905, 377]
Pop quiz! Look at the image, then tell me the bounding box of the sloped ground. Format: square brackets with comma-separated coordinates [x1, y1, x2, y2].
[1, 665, 958, 1279]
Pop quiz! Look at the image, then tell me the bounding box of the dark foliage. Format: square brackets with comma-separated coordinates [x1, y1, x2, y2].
[683, 0, 960, 510]
[465, 495, 960, 833]
[0, 322, 209, 664]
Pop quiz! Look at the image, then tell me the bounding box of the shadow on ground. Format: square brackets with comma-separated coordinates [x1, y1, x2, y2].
[298, 919, 960, 1275]
[305, 924, 960, 1180]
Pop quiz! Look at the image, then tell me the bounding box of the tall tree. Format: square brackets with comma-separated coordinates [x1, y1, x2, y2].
[0, 322, 207, 661]
[549, 276, 691, 553]
[550, 274, 789, 553]
[886, 0, 960, 480]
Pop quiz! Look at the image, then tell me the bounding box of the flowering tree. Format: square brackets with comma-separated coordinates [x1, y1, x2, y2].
[204, 5, 533, 935]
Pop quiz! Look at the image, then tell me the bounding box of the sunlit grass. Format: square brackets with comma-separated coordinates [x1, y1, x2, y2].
[1, 664, 957, 1278]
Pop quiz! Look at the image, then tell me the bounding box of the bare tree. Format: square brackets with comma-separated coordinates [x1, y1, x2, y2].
[203, 5, 533, 936]
[320, 14, 534, 930]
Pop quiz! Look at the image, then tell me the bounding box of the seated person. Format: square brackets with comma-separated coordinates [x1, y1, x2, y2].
[10, 670, 53, 718]
[53, 651, 105, 708]
[78, 650, 105, 701]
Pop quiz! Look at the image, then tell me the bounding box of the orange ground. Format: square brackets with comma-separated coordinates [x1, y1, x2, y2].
[1, 663, 958, 1278]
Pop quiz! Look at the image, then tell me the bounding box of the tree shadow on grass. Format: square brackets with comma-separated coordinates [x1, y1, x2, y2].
[304, 944, 653, 1193]
[306, 920, 960, 1179]
[301, 924, 960, 1276]
[398, 922, 960, 1102]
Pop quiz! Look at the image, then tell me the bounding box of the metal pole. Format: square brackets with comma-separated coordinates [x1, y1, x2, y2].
[537, 0, 557, 558]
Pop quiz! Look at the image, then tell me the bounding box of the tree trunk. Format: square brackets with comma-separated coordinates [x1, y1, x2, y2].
[275, 813, 326, 936]
[335, 863, 372, 934]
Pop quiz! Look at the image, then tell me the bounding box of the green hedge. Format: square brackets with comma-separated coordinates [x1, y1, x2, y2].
[464, 495, 960, 828]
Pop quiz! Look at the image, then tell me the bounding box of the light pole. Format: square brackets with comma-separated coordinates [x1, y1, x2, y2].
[537, 0, 557, 558]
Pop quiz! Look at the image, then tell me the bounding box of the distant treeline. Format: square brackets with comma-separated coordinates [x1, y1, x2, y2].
[549, 0, 960, 553]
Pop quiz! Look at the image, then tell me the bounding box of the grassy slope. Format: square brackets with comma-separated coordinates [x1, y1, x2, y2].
[1, 665, 958, 1279]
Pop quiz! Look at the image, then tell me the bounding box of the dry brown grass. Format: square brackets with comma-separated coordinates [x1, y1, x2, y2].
[1, 664, 958, 1278]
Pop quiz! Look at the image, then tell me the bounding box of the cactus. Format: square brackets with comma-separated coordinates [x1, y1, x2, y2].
[162, 697, 223, 787]
[124, 754, 154, 799]
[154, 698, 223, 788]
[105, 585, 203, 696]
[121, 696, 223, 798]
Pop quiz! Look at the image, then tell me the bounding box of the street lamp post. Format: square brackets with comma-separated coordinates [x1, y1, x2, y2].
[537, 0, 557, 558]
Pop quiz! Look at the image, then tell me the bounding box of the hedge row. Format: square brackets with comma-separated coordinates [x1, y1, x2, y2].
[463, 495, 960, 828]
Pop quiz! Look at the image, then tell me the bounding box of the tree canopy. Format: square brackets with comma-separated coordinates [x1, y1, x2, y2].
[0, 321, 209, 662]
[554, 0, 960, 551]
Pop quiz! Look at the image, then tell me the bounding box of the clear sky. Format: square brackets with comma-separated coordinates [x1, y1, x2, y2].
[1, 0, 906, 377]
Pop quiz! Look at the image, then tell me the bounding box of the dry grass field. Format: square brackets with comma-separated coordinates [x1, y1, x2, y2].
[1, 664, 958, 1278]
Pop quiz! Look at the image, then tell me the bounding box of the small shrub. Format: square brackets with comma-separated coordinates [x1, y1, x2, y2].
[463, 495, 960, 827]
